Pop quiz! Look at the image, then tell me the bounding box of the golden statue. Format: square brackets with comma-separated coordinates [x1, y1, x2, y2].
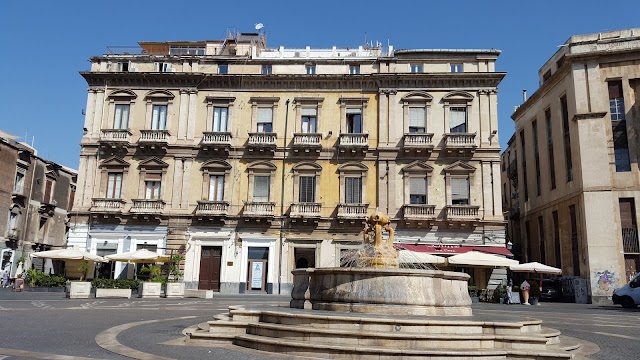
[360, 211, 398, 268]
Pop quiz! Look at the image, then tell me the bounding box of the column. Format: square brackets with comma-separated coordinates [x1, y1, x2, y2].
[477, 90, 487, 147]
[481, 161, 493, 220]
[378, 90, 388, 146]
[387, 90, 398, 144]
[492, 161, 502, 217]
[488, 90, 499, 147]
[75, 156, 88, 209]
[83, 89, 96, 137]
[82, 155, 97, 208]
[172, 158, 184, 209]
[181, 159, 192, 209]
[178, 90, 188, 139]
[187, 90, 197, 140]
[92, 89, 105, 138]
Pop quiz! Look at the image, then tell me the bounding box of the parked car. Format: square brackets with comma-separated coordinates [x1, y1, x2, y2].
[540, 279, 563, 301]
[612, 273, 640, 308]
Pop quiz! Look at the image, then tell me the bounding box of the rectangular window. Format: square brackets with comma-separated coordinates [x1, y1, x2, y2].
[253, 176, 270, 202]
[542, 70, 552, 83]
[44, 179, 53, 204]
[450, 63, 463, 73]
[298, 176, 316, 203]
[546, 109, 556, 189]
[552, 210, 561, 269]
[301, 108, 317, 133]
[619, 198, 638, 254]
[256, 107, 273, 133]
[449, 107, 467, 133]
[609, 81, 630, 172]
[14, 171, 24, 193]
[408, 107, 426, 133]
[106, 173, 123, 199]
[208, 175, 224, 201]
[114, 104, 130, 129]
[346, 109, 362, 133]
[520, 130, 529, 202]
[306, 65, 316, 75]
[525, 221, 532, 262]
[560, 95, 573, 182]
[68, 188, 75, 211]
[144, 173, 162, 200]
[151, 105, 167, 130]
[119, 62, 129, 72]
[409, 177, 427, 205]
[533, 120, 541, 196]
[155, 62, 170, 72]
[345, 177, 363, 204]
[538, 216, 546, 264]
[609, 81, 626, 121]
[261, 65, 272, 75]
[212, 107, 228, 132]
[451, 177, 469, 205]
[218, 64, 228, 74]
[569, 204, 580, 275]
[349, 65, 360, 75]
[410, 63, 423, 73]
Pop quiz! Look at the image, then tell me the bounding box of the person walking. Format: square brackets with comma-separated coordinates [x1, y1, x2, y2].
[0, 266, 8, 288]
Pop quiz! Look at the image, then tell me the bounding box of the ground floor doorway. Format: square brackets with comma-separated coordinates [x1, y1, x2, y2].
[199, 246, 222, 291]
[247, 247, 269, 292]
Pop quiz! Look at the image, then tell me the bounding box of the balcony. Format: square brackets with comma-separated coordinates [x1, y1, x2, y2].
[91, 198, 125, 213]
[443, 133, 477, 154]
[248, 132, 276, 151]
[201, 132, 231, 151]
[138, 130, 170, 149]
[508, 160, 518, 180]
[403, 133, 434, 153]
[292, 133, 322, 153]
[99, 129, 132, 148]
[290, 202, 322, 218]
[403, 204, 436, 221]
[445, 205, 480, 222]
[6, 228, 20, 240]
[11, 184, 26, 201]
[130, 199, 165, 215]
[337, 203, 369, 220]
[338, 133, 368, 153]
[196, 201, 229, 217]
[244, 201, 276, 217]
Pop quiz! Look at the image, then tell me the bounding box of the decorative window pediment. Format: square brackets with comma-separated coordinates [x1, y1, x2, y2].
[201, 160, 231, 174]
[292, 162, 322, 173]
[402, 161, 434, 173]
[205, 95, 235, 105]
[108, 89, 137, 99]
[443, 161, 476, 174]
[338, 162, 368, 174]
[99, 156, 130, 169]
[145, 90, 175, 101]
[138, 157, 169, 170]
[401, 91, 433, 104]
[339, 96, 369, 108]
[247, 161, 277, 173]
[442, 91, 474, 103]
[249, 96, 279, 106]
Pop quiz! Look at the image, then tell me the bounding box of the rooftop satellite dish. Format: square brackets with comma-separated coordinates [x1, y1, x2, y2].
[255, 23, 264, 31]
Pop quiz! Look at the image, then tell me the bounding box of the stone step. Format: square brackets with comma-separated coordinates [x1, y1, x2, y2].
[187, 329, 236, 345]
[207, 320, 249, 334]
[234, 334, 573, 360]
[246, 322, 550, 351]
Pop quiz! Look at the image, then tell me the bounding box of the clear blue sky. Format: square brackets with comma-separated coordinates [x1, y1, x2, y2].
[1, 1, 637, 169]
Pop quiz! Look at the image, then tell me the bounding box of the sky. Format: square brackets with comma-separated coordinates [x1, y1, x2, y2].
[0, 1, 638, 169]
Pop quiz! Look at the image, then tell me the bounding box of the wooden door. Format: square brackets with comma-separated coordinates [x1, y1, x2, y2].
[199, 246, 222, 291]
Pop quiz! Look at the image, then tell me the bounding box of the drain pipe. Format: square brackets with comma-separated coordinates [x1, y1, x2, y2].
[278, 99, 290, 294]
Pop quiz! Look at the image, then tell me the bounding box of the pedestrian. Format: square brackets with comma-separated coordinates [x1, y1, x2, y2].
[1, 267, 8, 288]
[506, 279, 513, 304]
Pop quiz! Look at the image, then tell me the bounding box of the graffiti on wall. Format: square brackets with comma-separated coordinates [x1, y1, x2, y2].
[593, 270, 619, 294]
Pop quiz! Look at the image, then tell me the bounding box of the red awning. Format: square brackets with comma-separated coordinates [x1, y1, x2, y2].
[394, 244, 513, 257]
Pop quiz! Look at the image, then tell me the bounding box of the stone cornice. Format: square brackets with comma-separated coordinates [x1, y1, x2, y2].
[80, 72, 506, 91]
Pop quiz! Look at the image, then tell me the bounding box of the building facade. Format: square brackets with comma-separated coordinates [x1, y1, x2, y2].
[0, 131, 77, 278]
[69, 32, 506, 293]
[506, 28, 640, 303]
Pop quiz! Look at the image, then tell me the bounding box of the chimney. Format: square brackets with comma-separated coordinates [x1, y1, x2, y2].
[522, 90, 527, 103]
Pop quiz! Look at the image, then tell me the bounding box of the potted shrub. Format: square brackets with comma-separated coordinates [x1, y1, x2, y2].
[67, 261, 92, 299]
[138, 264, 163, 298]
[468, 286, 480, 303]
[93, 278, 139, 298]
[164, 254, 185, 298]
[25, 269, 66, 292]
[528, 280, 541, 305]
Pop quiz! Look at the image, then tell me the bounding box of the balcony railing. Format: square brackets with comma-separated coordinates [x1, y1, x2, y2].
[91, 198, 125, 213]
[337, 203, 369, 219]
[12, 184, 24, 196]
[445, 205, 480, 221]
[290, 202, 322, 218]
[196, 201, 229, 216]
[403, 133, 434, 148]
[444, 133, 476, 148]
[100, 129, 132, 144]
[139, 129, 170, 143]
[339, 133, 369, 148]
[201, 132, 231, 147]
[623, 227, 639, 253]
[292, 133, 322, 148]
[403, 204, 436, 220]
[130, 199, 165, 214]
[244, 201, 276, 217]
[248, 132, 277, 147]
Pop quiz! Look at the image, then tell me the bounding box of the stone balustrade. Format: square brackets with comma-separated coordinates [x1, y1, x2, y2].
[337, 203, 369, 219]
[403, 204, 436, 220]
[139, 129, 170, 143]
[293, 133, 322, 148]
[91, 198, 125, 212]
[339, 133, 368, 147]
[201, 131, 231, 146]
[290, 202, 322, 218]
[403, 133, 434, 148]
[100, 129, 132, 144]
[130, 199, 165, 214]
[444, 133, 476, 147]
[445, 205, 480, 220]
[244, 201, 276, 216]
[248, 132, 277, 147]
[196, 201, 229, 216]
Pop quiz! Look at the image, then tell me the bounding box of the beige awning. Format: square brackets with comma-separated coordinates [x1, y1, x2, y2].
[30, 248, 106, 262]
[446, 251, 519, 267]
[510, 262, 562, 274]
[105, 249, 171, 263]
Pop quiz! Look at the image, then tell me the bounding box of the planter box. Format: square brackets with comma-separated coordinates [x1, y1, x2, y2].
[67, 281, 91, 299]
[138, 282, 162, 298]
[96, 288, 132, 299]
[184, 289, 213, 299]
[164, 282, 185, 298]
[28, 286, 66, 292]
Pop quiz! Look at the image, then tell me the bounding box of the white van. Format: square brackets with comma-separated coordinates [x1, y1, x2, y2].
[612, 273, 640, 308]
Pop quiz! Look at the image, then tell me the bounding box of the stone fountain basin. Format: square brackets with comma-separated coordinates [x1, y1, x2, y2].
[291, 267, 472, 316]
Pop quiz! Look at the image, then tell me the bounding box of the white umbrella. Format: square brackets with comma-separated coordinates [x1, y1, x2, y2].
[105, 249, 170, 263]
[398, 250, 446, 264]
[30, 248, 106, 262]
[510, 262, 562, 274]
[446, 251, 519, 267]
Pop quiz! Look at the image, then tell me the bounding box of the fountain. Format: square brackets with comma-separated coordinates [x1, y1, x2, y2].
[186, 212, 585, 359]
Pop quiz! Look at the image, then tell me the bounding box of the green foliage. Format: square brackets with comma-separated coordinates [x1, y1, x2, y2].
[77, 261, 91, 281]
[493, 285, 507, 303]
[91, 278, 140, 289]
[16, 256, 26, 265]
[468, 286, 479, 297]
[140, 264, 163, 282]
[168, 254, 185, 282]
[528, 280, 541, 298]
[25, 269, 67, 287]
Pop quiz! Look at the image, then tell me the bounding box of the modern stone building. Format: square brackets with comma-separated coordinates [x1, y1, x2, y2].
[69, 32, 507, 293]
[505, 28, 640, 303]
[0, 130, 77, 278]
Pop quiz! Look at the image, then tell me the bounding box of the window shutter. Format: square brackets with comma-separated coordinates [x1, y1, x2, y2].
[257, 108, 273, 123]
[345, 177, 362, 204]
[299, 176, 316, 203]
[253, 176, 270, 202]
[113, 174, 122, 198]
[346, 108, 361, 115]
[409, 177, 426, 195]
[209, 175, 224, 201]
[451, 178, 469, 201]
[301, 108, 317, 116]
[450, 107, 467, 131]
[409, 107, 425, 128]
[44, 180, 52, 203]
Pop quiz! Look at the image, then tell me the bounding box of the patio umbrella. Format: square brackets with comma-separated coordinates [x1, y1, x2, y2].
[397, 250, 446, 264]
[104, 249, 170, 263]
[30, 248, 106, 262]
[510, 262, 561, 274]
[446, 251, 519, 267]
